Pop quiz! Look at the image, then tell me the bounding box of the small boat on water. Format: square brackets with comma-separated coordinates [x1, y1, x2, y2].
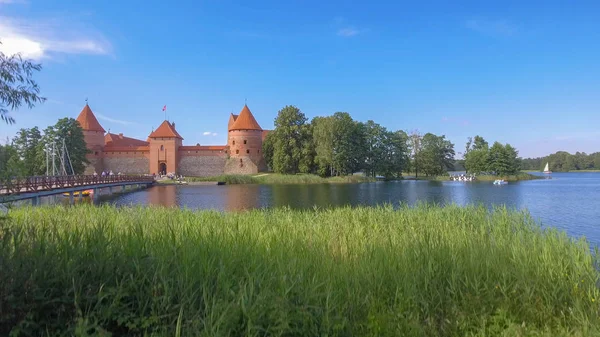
[493, 179, 507, 185]
[63, 189, 94, 197]
[543, 162, 552, 174]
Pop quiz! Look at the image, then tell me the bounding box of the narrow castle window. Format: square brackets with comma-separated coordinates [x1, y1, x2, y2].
[236, 150, 239, 154]
[246, 150, 250, 154]
[232, 140, 235, 145]
[258, 150, 260, 153]
[243, 140, 247, 144]
[94, 151, 98, 155]
[160, 145, 164, 151]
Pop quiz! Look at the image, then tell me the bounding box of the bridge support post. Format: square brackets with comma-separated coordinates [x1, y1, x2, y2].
[69, 192, 74, 205]
[93, 188, 98, 202]
[109, 186, 113, 195]
[31, 196, 40, 206]
[79, 191, 83, 201]
[122, 185, 126, 192]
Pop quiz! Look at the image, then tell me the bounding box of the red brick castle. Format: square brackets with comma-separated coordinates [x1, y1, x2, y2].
[76, 104, 269, 176]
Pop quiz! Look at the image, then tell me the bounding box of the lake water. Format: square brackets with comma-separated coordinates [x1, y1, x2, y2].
[99, 173, 600, 245]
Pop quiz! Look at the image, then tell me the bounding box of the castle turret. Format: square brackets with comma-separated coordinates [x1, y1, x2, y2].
[226, 105, 266, 173]
[76, 103, 106, 174]
[148, 120, 183, 175]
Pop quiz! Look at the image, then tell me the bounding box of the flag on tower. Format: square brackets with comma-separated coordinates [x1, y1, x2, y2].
[162, 105, 167, 111]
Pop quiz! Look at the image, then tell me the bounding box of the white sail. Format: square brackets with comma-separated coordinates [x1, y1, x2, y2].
[543, 162, 549, 172]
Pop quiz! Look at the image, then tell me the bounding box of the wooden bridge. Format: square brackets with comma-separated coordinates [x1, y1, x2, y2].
[0, 174, 155, 204]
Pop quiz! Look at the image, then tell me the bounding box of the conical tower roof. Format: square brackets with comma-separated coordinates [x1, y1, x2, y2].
[229, 105, 262, 131]
[76, 104, 105, 132]
[148, 120, 183, 139]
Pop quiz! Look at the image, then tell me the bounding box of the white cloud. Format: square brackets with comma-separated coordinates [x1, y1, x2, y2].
[465, 19, 518, 37]
[337, 27, 360, 37]
[95, 113, 136, 126]
[0, 16, 111, 60]
[203, 131, 217, 136]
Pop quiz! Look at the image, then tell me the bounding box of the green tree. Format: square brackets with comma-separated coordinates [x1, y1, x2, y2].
[420, 133, 455, 176]
[363, 120, 387, 178]
[0, 143, 23, 179]
[407, 130, 423, 178]
[12, 126, 43, 176]
[270, 105, 311, 174]
[311, 116, 335, 176]
[1, 41, 46, 124]
[487, 142, 520, 175]
[464, 135, 490, 174]
[298, 122, 315, 174]
[330, 112, 365, 175]
[382, 130, 409, 178]
[42, 118, 89, 174]
[472, 135, 488, 151]
[262, 132, 275, 171]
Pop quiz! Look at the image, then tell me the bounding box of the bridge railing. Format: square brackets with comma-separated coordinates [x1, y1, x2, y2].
[0, 175, 155, 195]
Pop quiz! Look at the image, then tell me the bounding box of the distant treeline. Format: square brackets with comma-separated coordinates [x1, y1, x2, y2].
[521, 152, 600, 172]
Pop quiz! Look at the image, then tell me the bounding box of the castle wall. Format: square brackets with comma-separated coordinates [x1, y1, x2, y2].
[103, 156, 150, 174]
[224, 157, 259, 175]
[84, 156, 104, 175]
[178, 155, 227, 177]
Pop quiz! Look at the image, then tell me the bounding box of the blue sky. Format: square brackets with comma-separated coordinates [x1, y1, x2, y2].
[1, 0, 599, 158]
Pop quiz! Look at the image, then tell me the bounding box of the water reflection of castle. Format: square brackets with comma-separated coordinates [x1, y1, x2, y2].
[144, 184, 263, 211]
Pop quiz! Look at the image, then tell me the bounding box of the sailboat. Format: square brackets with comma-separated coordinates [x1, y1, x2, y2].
[543, 162, 552, 174]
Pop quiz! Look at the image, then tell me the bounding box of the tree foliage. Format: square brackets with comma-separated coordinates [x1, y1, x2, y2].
[464, 135, 490, 174]
[0, 41, 46, 124]
[521, 151, 600, 172]
[268, 105, 312, 174]
[419, 133, 455, 176]
[464, 136, 520, 175]
[0, 118, 89, 178]
[264, 105, 455, 179]
[12, 126, 43, 176]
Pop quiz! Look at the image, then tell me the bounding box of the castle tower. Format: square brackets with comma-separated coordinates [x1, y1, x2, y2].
[148, 120, 183, 175]
[76, 103, 106, 174]
[226, 104, 265, 173]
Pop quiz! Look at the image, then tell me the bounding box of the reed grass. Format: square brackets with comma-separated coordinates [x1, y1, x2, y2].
[1, 205, 599, 336]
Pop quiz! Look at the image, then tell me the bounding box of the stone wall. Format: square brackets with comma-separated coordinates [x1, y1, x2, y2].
[224, 156, 259, 175]
[84, 157, 103, 175]
[178, 156, 226, 177]
[103, 157, 149, 174]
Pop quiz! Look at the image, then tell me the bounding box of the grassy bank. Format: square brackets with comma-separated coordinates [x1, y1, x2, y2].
[474, 172, 541, 181]
[187, 173, 374, 184]
[2, 205, 599, 336]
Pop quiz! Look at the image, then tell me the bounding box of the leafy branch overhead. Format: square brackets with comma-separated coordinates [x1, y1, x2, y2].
[0, 40, 47, 125]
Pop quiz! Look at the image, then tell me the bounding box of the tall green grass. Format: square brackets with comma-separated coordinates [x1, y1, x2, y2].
[1, 205, 599, 336]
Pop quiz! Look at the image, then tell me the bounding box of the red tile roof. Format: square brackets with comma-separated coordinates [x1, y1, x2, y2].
[103, 146, 149, 152]
[228, 113, 238, 130]
[148, 120, 183, 139]
[105, 133, 149, 147]
[229, 105, 262, 131]
[76, 104, 105, 132]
